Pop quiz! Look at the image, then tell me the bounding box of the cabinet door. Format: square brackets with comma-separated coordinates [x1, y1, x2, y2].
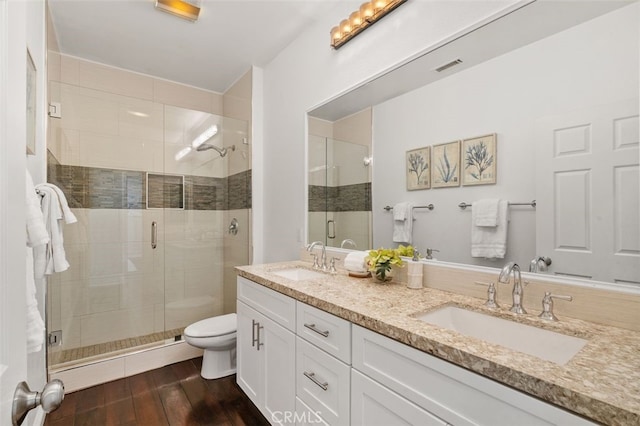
[237, 301, 263, 409]
[262, 312, 297, 425]
[351, 369, 448, 426]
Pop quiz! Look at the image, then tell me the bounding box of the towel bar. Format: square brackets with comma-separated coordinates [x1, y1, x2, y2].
[383, 204, 434, 211]
[458, 200, 536, 210]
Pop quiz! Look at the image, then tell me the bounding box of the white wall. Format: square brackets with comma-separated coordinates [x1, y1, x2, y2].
[261, 0, 525, 262]
[372, 4, 638, 267]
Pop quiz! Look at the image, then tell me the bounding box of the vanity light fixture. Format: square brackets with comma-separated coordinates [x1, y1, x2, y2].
[155, 0, 201, 22]
[330, 0, 407, 49]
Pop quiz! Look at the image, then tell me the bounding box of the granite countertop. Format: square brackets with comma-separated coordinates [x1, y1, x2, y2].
[236, 261, 640, 426]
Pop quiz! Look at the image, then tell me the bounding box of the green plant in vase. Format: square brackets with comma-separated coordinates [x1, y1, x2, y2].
[366, 247, 406, 282]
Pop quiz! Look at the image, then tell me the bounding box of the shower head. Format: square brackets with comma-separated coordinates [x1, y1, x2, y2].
[196, 144, 235, 157]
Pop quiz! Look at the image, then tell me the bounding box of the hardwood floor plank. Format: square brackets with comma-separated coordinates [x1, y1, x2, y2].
[44, 357, 265, 426]
[74, 384, 105, 414]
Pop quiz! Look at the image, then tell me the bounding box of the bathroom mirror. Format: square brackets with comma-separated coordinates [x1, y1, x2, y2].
[307, 0, 639, 285]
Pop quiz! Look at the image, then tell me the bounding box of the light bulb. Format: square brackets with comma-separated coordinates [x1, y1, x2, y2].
[359, 1, 374, 20]
[372, 0, 390, 12]
[340, 19, 352, 36]
[349, 11, 363, 29]
[330, 26, 342, 46]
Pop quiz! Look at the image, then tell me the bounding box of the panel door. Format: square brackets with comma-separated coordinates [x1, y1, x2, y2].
[536, 99, 640, 283]
[236, 301, 263, 409]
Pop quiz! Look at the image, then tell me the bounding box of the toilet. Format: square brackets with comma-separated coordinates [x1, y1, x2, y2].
[184, 313, 237, 379]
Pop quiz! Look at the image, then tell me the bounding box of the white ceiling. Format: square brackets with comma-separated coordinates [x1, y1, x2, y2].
[48, 0, 340, 93]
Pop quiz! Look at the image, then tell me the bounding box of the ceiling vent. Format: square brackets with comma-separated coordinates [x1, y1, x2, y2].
[435, 59, 463, 73]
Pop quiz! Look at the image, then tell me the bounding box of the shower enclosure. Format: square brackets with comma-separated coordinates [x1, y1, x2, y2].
[46, 81, 250, 369]
[308, 135, 372, 249]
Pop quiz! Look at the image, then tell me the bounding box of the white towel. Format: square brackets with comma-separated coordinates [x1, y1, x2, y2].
[26, 247, 45, 353]
[472, 198, 500, 227]
[471, 199, 509, 259]
[25, 171, 47, 353]
[392, 202, 413, 244]
[34, 184, 74, 277]
[39, 183, 77, 224]
[344, 251, 368, 273]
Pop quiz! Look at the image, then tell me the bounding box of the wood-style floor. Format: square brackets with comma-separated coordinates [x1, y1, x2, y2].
[44, 357, 270, 426]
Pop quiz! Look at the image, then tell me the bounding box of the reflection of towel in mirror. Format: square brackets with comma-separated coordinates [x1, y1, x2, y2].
[471, 199, 508, 258]
[392, 202, 413, 244]
[472, 198, 500, 227]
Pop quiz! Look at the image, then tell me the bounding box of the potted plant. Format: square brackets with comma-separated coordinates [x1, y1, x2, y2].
[366, 246, 413, 282]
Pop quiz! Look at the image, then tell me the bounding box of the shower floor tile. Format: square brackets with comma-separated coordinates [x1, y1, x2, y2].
[48, 327, 185, 368]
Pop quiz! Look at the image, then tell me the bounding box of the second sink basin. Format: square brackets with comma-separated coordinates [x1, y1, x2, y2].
[416, 305, 587, 365]
[271, 268, 326, 281]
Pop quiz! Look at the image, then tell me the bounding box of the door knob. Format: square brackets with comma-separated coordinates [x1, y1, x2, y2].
[12, 379, 64, 425]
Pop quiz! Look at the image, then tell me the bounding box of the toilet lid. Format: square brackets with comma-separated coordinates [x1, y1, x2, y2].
[184, 313, 237, 338]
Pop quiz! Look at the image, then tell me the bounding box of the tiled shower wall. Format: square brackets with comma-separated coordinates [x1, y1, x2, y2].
[46, 53, 251, 358]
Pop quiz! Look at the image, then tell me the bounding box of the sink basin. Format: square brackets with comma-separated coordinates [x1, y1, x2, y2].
[271, 268, 326, 281]
[416, 306, 587, 365]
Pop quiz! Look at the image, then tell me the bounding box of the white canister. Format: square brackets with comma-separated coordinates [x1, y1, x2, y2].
[407, 261, 423, 289]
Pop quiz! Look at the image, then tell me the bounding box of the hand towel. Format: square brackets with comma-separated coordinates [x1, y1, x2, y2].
[34, 184, 73, 277]
[40, 183, 77, 224]
[472, 198, 500, 227]
[471, 199, 508, 259]
[26, 171, 49, 247]
[344, 251, 368, 273]
[26, 247, 45, 353]
[392, 202, 413, 244]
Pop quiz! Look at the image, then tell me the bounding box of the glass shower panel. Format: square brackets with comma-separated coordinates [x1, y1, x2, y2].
[308, 136, 371, 249]
[162, 106, 249, 333]
[46, 81, 166, 367]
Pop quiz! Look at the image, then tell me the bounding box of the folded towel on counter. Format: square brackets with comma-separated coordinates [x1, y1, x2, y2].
[344, 251, 369, 273]
[392, 202, 414, 244]
[472, 198, 500, 227]
[471, 199, 509, 259]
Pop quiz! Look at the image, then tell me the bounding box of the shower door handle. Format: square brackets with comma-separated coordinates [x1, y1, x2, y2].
[327, 220, 336, 239]
[151, 221, 158, 249]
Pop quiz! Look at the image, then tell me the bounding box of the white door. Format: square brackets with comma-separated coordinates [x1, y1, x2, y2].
[236, 301, 263, 408]
[0, 0, 30, 424]
[536, 99, 640, 284]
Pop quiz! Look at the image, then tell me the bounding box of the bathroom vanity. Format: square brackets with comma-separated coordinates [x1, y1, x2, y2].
[236, 262, 640, 425]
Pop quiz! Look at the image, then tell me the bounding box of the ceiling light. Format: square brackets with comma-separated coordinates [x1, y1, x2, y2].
[155, 0, 201, 22]
[330, 0, 407, 49]
[191, 124, 218, 149]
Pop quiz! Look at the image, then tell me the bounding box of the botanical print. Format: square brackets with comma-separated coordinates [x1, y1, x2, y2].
[406, 147, 430, 190]
[432, 140, 460, 188]
[463, 134, 497, 185]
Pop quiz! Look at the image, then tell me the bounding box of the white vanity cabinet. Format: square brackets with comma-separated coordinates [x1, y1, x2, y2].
[352, 325, 596, 426]
[237, 276, 596, 426]
[237, 277, 296, 425]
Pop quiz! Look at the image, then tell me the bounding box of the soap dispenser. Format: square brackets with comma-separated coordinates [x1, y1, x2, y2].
[407, 247, 423, 289]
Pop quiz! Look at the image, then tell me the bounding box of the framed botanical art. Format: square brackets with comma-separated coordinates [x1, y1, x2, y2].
[462, 133, 497, 185]
[406, 146, 430, 190]
[431, 140, 460, 188]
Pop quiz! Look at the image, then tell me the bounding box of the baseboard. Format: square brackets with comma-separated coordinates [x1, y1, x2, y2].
[49, 340, 203, 393]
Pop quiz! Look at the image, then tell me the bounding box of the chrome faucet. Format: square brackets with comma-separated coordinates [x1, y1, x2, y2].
[307, 241, 327, 271]
[498, 262, 526, 314]
[340, 239, 357, 249]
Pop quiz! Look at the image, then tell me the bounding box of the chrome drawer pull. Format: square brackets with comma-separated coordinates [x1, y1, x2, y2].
[303, 371, 328, 391]
[304, 323, 329, 338]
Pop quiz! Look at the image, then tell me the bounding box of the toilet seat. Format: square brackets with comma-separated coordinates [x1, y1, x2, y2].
[184, 313, 237, 338]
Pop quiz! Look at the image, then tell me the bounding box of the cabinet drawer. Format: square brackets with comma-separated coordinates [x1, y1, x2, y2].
[295, 397, 329, 426]
[352, 325, 595, 426]
[296, 337, 350, 426]
[351, 369, 447, 426]
[296, 302, 351, 364]
[237, 277, 296, 332]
